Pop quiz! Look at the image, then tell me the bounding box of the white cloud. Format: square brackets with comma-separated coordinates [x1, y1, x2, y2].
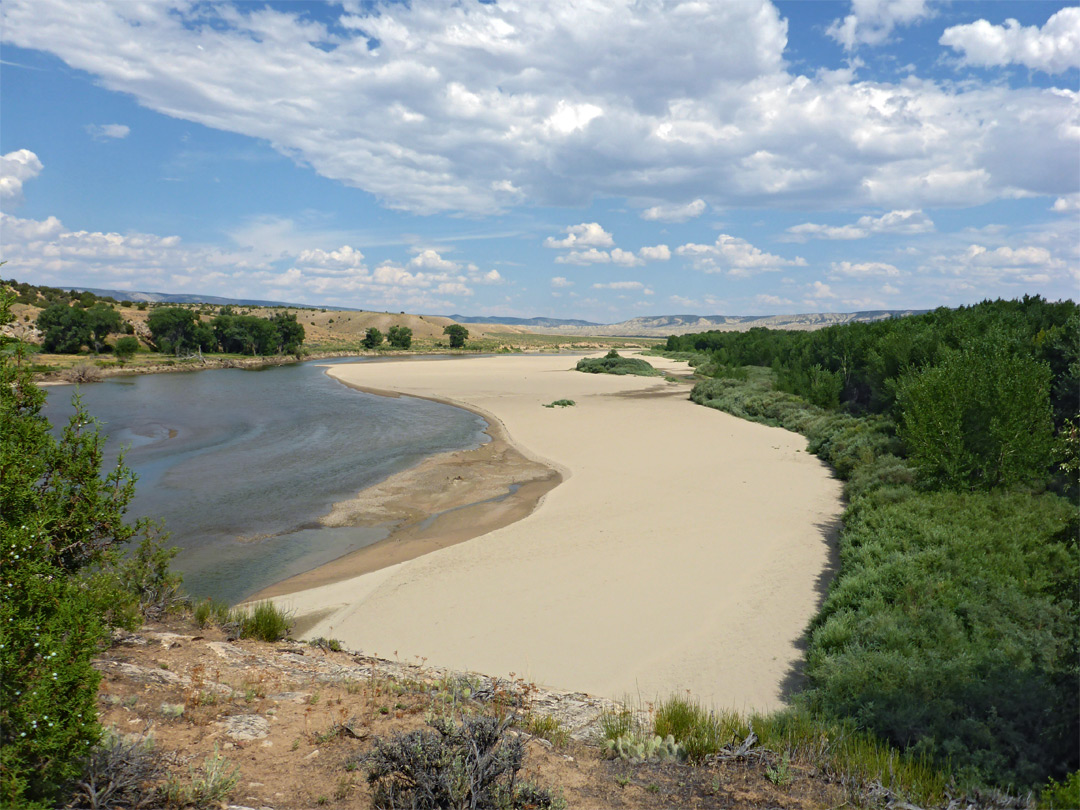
[638, 244, 671, 262]
[2, 1, 1074, 215]
[610, 248, 643, 267]
[829, 260, 902, 277]
[940, 8, 1080, 74]
[296, 245, 367, 270]
[827, 0, 934, 51]
[640, 199, 706, 222]
[808, 280, 837, 299]
[786, 209, 934, 241]
[544, 222, 614, 249]
[0, 148, 43, 205]
[676, 234, 806, 277]
[1052, 194, 1080, 212]
[85, 123, 130, 140]
[408, 248, 458, 272]
[756, 293, 794, 308]
[550, 276, 573, 288]
[555, 248, 611, 265]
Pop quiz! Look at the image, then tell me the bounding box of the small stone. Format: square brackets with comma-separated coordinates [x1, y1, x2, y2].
[219, 714, 271, 742]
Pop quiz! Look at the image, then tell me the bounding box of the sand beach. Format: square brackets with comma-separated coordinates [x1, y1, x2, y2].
[261, 352, 843, 711]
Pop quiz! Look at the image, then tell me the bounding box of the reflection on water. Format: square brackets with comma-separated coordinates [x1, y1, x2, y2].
[44, 360, 487, 603]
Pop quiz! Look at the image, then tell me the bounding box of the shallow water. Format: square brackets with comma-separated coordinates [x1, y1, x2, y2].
[43, 359, 487, 602]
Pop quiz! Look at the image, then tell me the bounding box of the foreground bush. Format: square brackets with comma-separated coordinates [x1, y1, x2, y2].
[364, 714, 561, 809]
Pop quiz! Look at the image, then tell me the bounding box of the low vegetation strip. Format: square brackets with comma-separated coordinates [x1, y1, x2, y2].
[575, 349, 662, 376]
[661, 296, 1079, 798]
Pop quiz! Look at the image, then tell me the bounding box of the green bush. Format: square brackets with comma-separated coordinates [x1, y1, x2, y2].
[575, 351, 661, 377]
[232, 601, 293, 642]
[805, 490, 1078, 788]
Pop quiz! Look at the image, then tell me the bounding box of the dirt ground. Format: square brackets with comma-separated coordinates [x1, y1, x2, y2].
[93, 617, 851, 809]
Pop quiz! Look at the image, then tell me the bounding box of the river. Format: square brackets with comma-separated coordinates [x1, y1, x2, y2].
[43, 358, 488, 603]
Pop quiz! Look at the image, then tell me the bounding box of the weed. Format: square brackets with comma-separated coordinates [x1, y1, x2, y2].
[525, 714, 570, 749]
[160, 746, 239, 808]
[309, 636, 343, 652]
[230, 600, 293, 642]
[542, 399, 575, 408]
[68, 728, 162, 810]
[765, 750, 792, 787]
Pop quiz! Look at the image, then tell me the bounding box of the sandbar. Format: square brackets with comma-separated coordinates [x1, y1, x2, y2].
[264, 353, 843, 711]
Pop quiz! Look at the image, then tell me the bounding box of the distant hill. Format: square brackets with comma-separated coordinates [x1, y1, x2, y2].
[446, 314, 601, 328]
[75, 287, 358, 310]
[453, 310, 928, 337]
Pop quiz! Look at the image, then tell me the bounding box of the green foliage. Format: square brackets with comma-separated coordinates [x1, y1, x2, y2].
[575, 351, 662, 377]
[897, 343, 1055, 489]
[443, 323, 469, 348]
[525, 714, 570, 749]
[387, 324, 413, 349]
[37, 302, 92, 353]
[85, 303, 123, 354]
[147, 307, 200, 356]
[604, 733, 685, 764]
[192, 598, 231, 629]
[652, 696, 733, 764]
[804, 490, 1078, 788]
[231, 601, 293, 642]
[362, 326, 384, 349]
[542, 399, 575, 408]
[112, 335, 140, 362]
[364, 714, 561, 809]
[68, 728, 163, 810]
[1, 292, 183, 807]
[1040, 771, 1080, 809]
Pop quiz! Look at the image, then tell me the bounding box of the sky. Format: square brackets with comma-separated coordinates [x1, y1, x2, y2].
[1, 0, 1078, 322]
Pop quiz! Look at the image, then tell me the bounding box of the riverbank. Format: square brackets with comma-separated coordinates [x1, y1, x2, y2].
[262, 352, 844, 710]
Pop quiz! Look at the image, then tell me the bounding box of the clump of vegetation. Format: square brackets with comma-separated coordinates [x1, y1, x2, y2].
[363, 714, 562, 809]
[228, 601, 293, 642]
[524, 714, 570, 749]
[159, 746, 240, 808]
[575, 349, 661, 376]
[192, 597, 231, 628]
[443, 323, 469, 349]
[542, 399, 575, 408]
[362, 326, 384, 349]
[68, 728, 163, 810]
[387, 324, 412, 349]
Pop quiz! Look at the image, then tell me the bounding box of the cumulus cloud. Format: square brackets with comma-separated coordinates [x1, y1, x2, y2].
[0, 149, 43, 205]
[550, 276, 573, 288]
[827, 0, 934, 50]
[85, 123, 130, 140]
[544, 222, 614, 249]
[2, 0, 1075, 215]
[555, 248, 612, 265]
[785, 209, 934, 241]
[676, 234, 806, 277]
[1052, 194, 1080, 212]
[610, 248, 643, 267]
[640, 199, 706, 222]
[940, 8, 1080, 74]
[807, 280, 837, 299]
[638, 244, 671, 262]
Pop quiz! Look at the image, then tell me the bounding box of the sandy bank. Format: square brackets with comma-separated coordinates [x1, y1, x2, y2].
[267, 353, 843, 711]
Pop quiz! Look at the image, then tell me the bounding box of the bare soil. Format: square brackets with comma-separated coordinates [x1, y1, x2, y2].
[95, 616, 849, 809]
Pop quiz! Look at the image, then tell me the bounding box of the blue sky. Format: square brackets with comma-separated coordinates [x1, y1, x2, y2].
[1, 0, 1077, 321]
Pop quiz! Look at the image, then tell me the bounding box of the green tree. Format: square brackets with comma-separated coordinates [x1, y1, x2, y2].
[387, 325, 412, 349]
[897, 342, 1055, 489]
[113, 335, 140, 364]
[146, 306, 199, 355]
[36, 303, 90, 353]
[363, 327, 384, 349]
[443, 324, 469, 349]
[85, 303, 122, 354]
[271, 312, 306, 355]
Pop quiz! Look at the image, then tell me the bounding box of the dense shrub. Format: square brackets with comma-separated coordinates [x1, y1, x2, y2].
[804, 491, 1078, 788]
[364, 714, 561, 809]
[575, 350, 662, 377]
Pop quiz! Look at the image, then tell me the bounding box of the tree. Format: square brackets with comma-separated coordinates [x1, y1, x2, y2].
[146, 306, 199, 355]
[387, 325, 412, 350]
[897, 342, 1055, 489]
[113, 335, 140, 364]
[85, 303, 122, 354]
[271, 312, 306, 355]
[1, 292, 180, 807]
[36, 302, 90, 353]
[443, 324, 469, 349]
[363, 327, 384, 349]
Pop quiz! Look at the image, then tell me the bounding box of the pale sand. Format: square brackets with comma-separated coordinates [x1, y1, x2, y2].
[266, 353, 843, 711]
